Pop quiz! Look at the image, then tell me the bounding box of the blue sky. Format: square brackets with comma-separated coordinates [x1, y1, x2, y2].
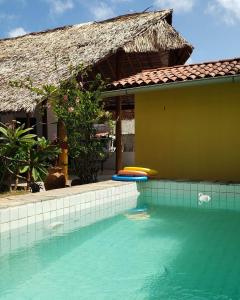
[0, 0, 239, 63]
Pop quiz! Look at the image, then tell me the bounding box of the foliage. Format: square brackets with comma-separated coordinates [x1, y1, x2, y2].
[19, 136, 61, 182]
[12, 65, 113, 184]
[0, 121, 35, 191]
[0, 164, 8, 192]
[0, 122, 60, 191]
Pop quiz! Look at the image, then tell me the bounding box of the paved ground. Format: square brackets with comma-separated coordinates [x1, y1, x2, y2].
[0, 179, 129, 209]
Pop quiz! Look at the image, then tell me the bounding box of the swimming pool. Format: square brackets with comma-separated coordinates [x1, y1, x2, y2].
[1, 181, 240, 299]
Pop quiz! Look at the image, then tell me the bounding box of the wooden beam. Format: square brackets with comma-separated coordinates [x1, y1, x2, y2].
[136, 53, 144, 71]
[106, 104, 134, 111]
[106, 57, 117, 80]
[146, 52, 154, 69]
[125, 52, 136, 76]
[95, 64, 106, 81]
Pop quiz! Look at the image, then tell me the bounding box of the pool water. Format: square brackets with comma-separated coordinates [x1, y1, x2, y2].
[1, 204, 240, 300]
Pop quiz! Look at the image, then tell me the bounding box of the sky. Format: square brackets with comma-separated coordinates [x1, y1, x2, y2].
[0, 0, 239, 64]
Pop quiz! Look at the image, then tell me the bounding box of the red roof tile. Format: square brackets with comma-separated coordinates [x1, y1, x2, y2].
[109, 57, 240, 90]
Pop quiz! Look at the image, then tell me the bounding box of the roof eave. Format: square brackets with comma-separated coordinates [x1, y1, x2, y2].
[102, 74, 240, 98]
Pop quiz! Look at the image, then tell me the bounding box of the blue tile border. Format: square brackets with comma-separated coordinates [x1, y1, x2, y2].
[137, 180, 240, 211]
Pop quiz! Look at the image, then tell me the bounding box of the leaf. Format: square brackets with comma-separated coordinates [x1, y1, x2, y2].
[20, 134, 37, 141]
[37, 167, 48, 180]
[16, 127, 34, 136]
[32, 167, 39, 181]
[0, 127, 8, 137]
[19, 165, 29, 173]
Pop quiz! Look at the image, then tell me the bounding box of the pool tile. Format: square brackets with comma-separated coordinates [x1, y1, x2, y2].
[164, 181, 171, 189]
[10, 220, 19, 230]
[18, 206, 28, 219]
[0, 222, 10, 233]
[10, 207, 19, 221]
[35, 202, 43, 214]
[211, 184, 220, 192]
[190, 183, 198, 191]
[0, 208, 10, 223]
[36, 214, 43, 223]
[28, 215, 36, 225]
[184, 183, 191, 191]
[226, 185, 235, 193]
[27, 203, 35, 217]
[204, 183, 212, 192]
[220, 184, 227, 193]
[63, 198, 70, 208]
[197, 183, 205, 191]
[18, 218, 27, 228]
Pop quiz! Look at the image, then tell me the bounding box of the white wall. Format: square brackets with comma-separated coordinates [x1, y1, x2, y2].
[103, 152, 135, 170]
[47, 107, 58, 141]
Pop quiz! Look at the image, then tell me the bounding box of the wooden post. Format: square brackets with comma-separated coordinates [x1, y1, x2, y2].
[26, 113, 31, 128]
[115, 50, 123, 173]
[57, 120, 68, 181]
[115, 96, 122, 172]
[25, 112, 31, 190]
[42, 100, 48, 138]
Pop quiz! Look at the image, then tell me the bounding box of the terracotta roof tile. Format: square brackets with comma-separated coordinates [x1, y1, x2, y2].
[109, 57, 240, 90]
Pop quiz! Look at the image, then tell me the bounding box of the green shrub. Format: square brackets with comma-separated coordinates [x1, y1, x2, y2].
[12, 65, 113, 184]
[0, 122, 60, 191]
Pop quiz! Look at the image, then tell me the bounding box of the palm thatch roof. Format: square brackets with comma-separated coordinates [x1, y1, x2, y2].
[0, 9, 193, 112]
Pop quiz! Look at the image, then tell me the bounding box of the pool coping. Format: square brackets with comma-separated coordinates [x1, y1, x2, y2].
[0, 180, 134, 209]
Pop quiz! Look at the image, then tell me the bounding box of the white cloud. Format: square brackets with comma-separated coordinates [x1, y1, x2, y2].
[89, 2, 115, 20]
[154, 0, 195, 13]
[206, 0, 240, 24]
[8, 27, 27, 38]
[47, 0, 74, 15]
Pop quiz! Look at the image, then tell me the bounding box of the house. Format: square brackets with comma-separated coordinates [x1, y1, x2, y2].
[0, 9, 193, 172]
[104, 58, 240, 182]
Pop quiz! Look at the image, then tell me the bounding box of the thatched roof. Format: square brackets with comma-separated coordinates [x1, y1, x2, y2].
[0, 9, 193, 112]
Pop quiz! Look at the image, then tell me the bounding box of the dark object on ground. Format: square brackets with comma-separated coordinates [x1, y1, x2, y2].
[30, 182, 41, 193]
[71, 178, 82, 186]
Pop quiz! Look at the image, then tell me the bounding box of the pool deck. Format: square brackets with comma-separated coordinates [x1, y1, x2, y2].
[0, 180, 134, 209]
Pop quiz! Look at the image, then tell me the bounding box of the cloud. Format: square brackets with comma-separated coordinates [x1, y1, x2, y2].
[46, 0, 74, 15]
[154, 0, 195, 13]
[206, 0, 240, 24]
[89, 2, 115, 20]
[8, 27, 28, 37]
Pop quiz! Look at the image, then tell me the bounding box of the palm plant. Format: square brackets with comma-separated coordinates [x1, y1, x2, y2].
[0, 122, 60, 192]
[0, 122, 36, 190]
[20, 137, 61, 185]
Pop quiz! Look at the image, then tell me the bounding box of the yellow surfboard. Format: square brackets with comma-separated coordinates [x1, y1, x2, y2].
[124, 166, 158, 176]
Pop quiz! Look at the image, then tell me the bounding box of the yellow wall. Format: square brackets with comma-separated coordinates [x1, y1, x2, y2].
[135, 82, 240, 182]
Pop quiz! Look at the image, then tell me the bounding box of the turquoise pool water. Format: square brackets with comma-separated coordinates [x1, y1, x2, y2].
[1, 204, 240, 299]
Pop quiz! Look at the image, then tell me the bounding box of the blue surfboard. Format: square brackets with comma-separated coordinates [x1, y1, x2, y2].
[112, 175, 148, 182]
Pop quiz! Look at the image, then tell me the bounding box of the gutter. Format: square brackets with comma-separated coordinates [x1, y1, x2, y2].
[101, 74, 240, 98]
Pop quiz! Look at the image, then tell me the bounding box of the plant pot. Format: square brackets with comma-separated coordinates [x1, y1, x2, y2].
[44, 167, 66, 190]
